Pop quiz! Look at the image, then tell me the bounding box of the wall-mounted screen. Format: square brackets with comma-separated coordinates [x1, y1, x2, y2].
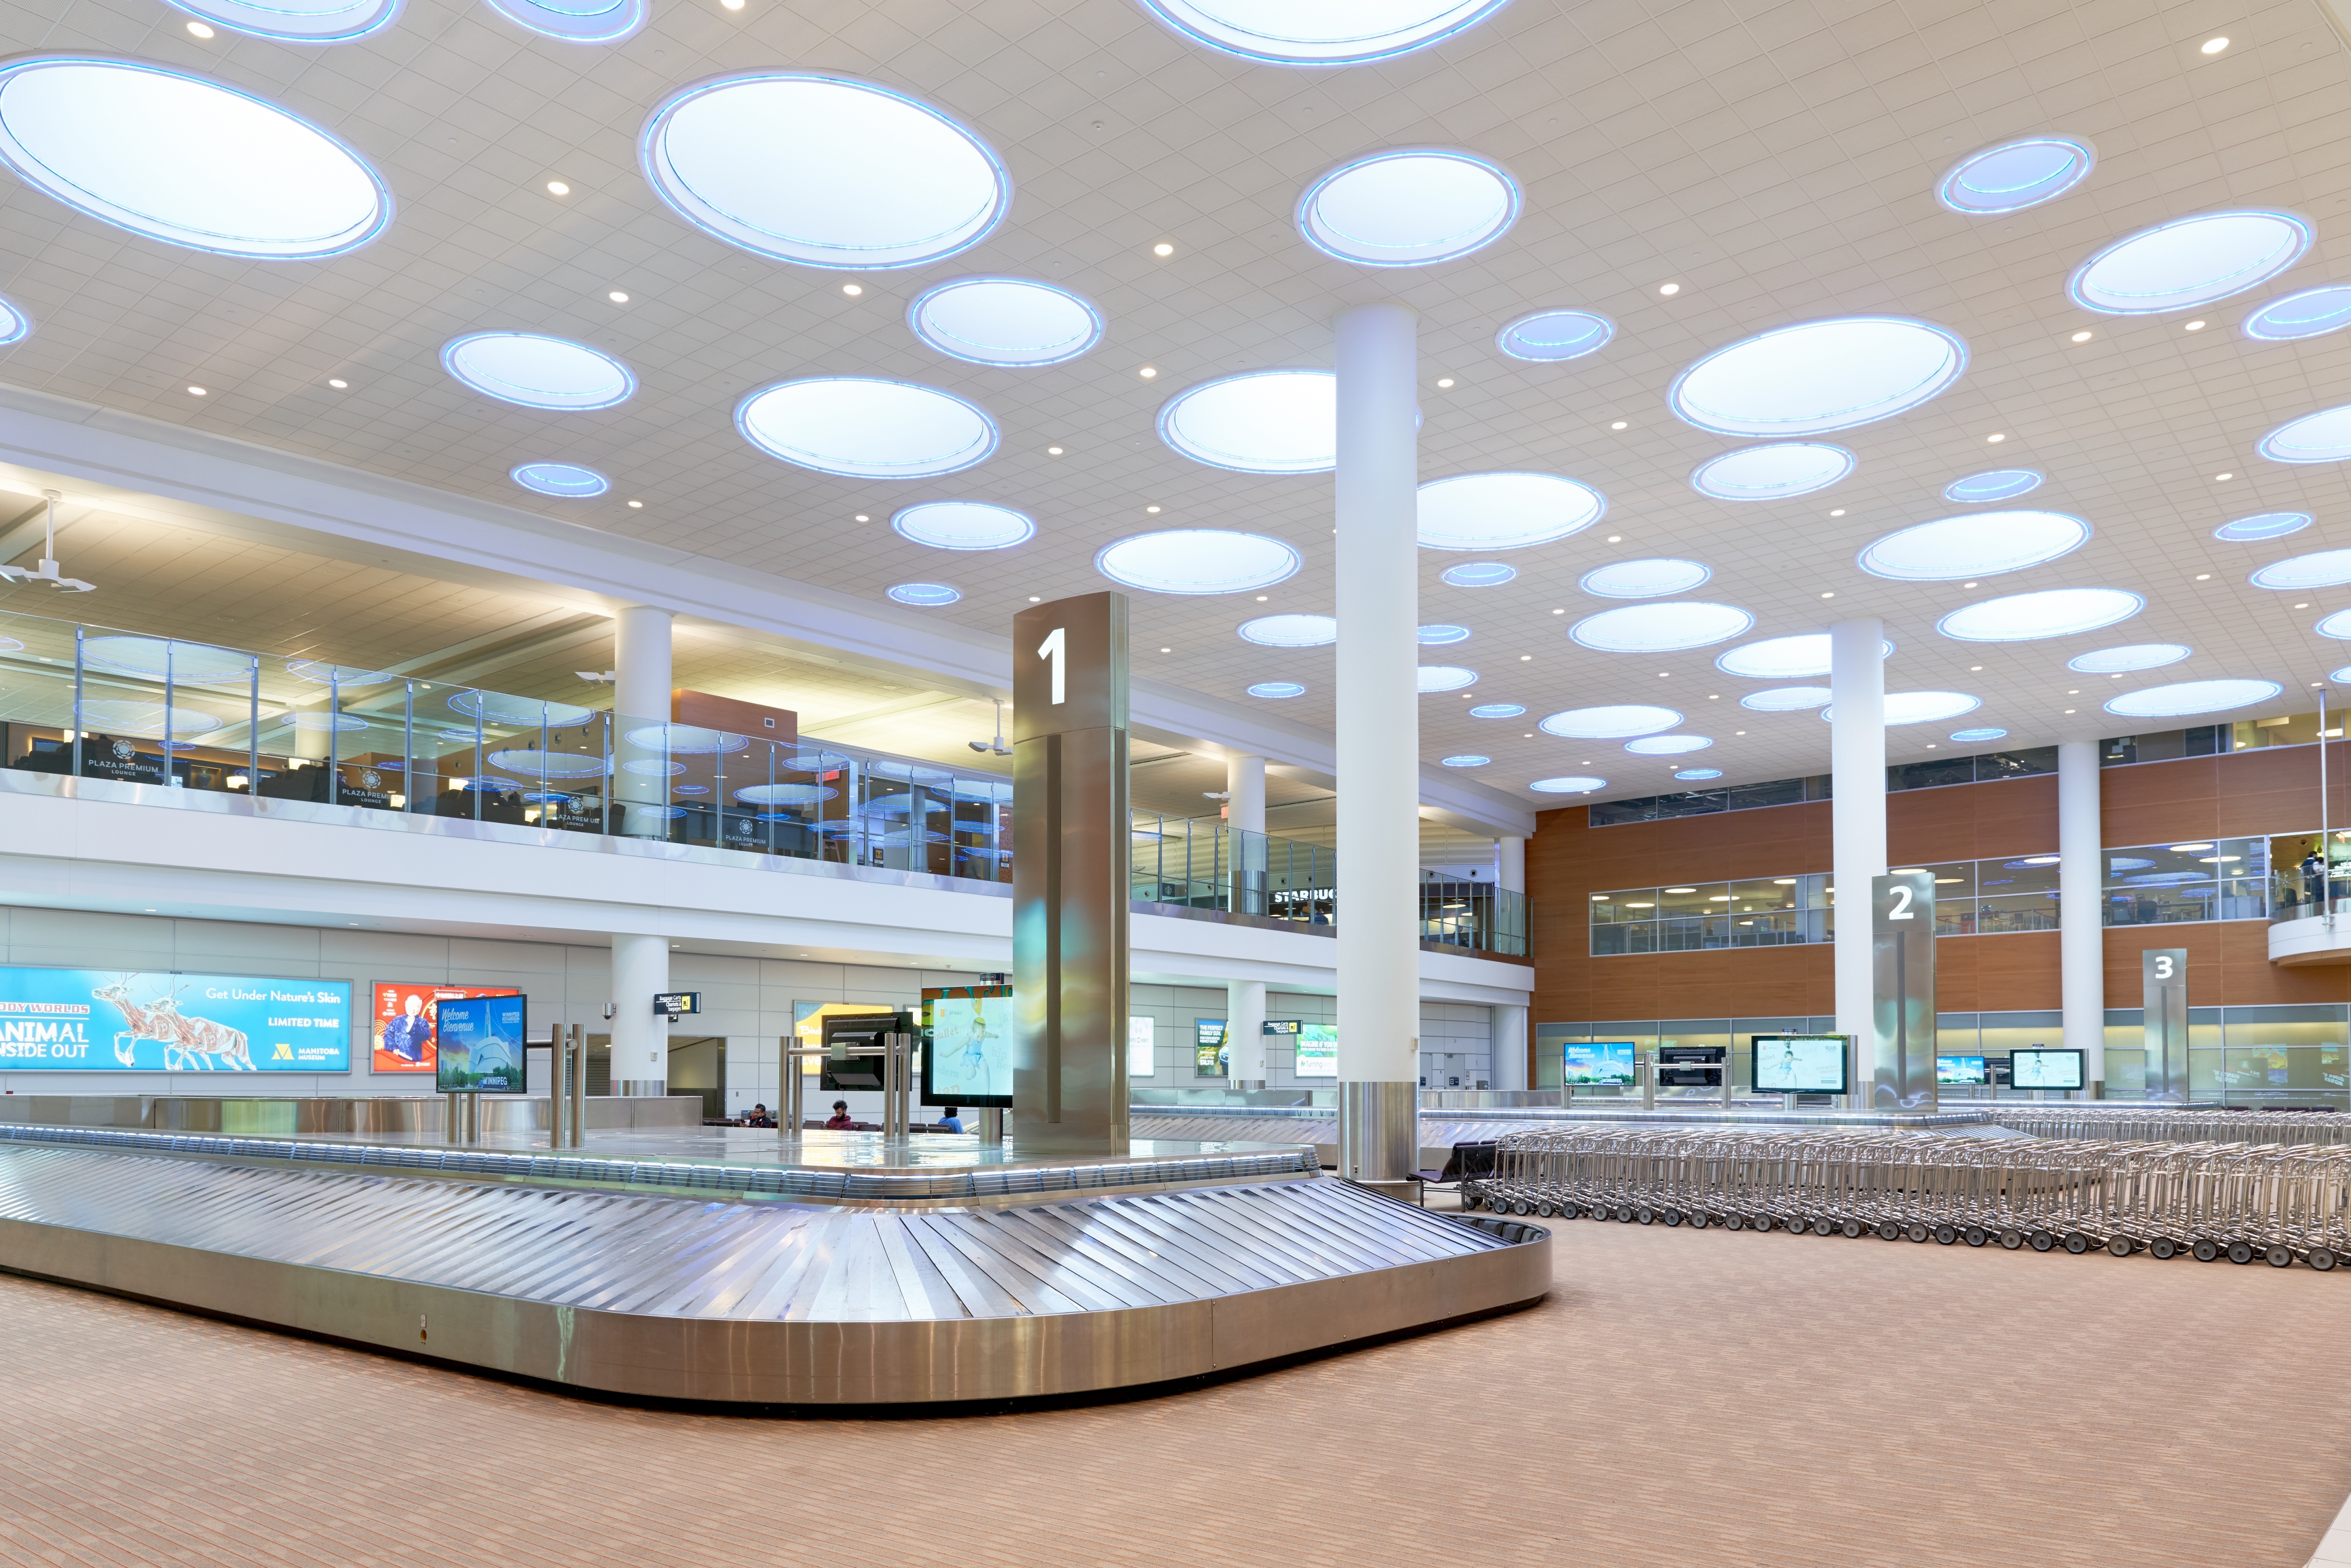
[434, 993, 526, 1093]
[0, 966, 351, 1072]
[1195, 1018, 1227, 1077]
[370, 982, 520, 1075]
[1128, 1016, 1155, 1076]
[2010, 1047, 2085, 1090]
[1751, 1034, 1849, 1094]
[1936, 1053, 1989, 1085]
[1295, 1023, 1337, 1077]
[1562, 1042, 1637, 1086]
[921, 987, 1010, 1108]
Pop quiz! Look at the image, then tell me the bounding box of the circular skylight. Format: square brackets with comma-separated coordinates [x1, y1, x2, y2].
[1417, 471, 1605, 550]
[164, 0, 400, 40]
[737, 377, 998, 479]
[1937, 588, 2143, 641]
[891, 501, 1034, 551]
[2215, 510, 2312, 541]
[2244, 285, 2351, 342]
[2068, 210, 2312, 314]
[1440, 754, 1490, 767]
[1716, 633, 1891, 679]
[1625, 735, 1711, 755]
[1668, 317, 1967, 437]
[0, 59, 390, 260]
[2320, 611, 2351, 641]
[2259, 406, 2351, 465]
[2068, 643, 2190, 673]
[81, 636, 252, 682]
[1740, 686, 1831, 711]
[2104, 679, 2282, 718]
[1134, 0, 1512, 63]
[888, 582, 960, 606]
[1495, 308, 1614, 362]
[1440, 561, 1517, 588]
[908, 277, 1102, 366]
[1949, 727, 2008, 742]
[1858, 510, 2089, 581]
[1580, 558, 1712, 598]
[1821, 691, 1981, 725]
[0, 295, 26, 345]
[1159, 370, 1335, 473]
[1936, 136, 2095, 214]
[1296, 149, 1520, 267]
[640, 72, 1007, 270]
[1418, 623, 1471, 644]
[1239, 613, 1336, 647]
[1097, 530, 1302, 594]
[1674, 768, 1723, 780]
[1944, 469, 2043, 504]
[2251, 550, 2351, 590]
[2334, 667, 2351, 682]
[1570, 601, 1753, 653]
[442, 333, 634, 411]
[511, 462, 608, 498]
[1530, 776, 1608, 793]
[1247, 681, 1305, 698]
[1689, 443, 1854, 501]
[1468, 702, 1524, 718]
[1417, 665, 1477, 692]
[1539, 705, 1681, 739]
[484, 0, 641, 41]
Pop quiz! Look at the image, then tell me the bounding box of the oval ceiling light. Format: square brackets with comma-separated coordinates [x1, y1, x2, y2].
[1667, 317, 1967, 437]
[1440, 754, 1490, 767]
[1715, 633, 1891, 680]
[1949, 726, 2008, 742]
[1417, 470, 1605, 550]
[1134, 0, 1512, 63]
[165, 0, 401, 40]
[1495, 307, 1613, 362]
[2104, 679, 2282, 718]
[1570, 601, 1753, 653]
[1689, 442, 1854, 501]
[1159, 370, 1335, 473]
[1936, 587, 2143, 641]
[0, 58, 390, 259]
[1296, 148, 1520, 267]
[1539, 705, 1682, 739]
[511, 462, 608, 497]
[1936, 135, 2095, 214]
[2243, 284, 2351, 342]
[2321, 611, 2351, 640]
[1417, 623, 1471, 644]
[1096, 529, 1302, 594]
[1944, 468, 2043, 504]
[2215, 510, 2312, 541]
[1822, 690, 1981, 725]
[1247, 680, 1305, 698]
[640, 72, 1007, 270]
[2251, 550, 2351, 590]
[2258, 405, 2351, 465]
[1530, 775, 1609, 794]
[1239, 613, 1336, 647]
[890, 500, 1033, 550]
[888, 581, 960, 606]
[442, 332, 634, 411]
[2068, 210, 2312, 314]
[1468, 702, 1524, 718]
[1740, 686, 1832, 711]
[1416, 665, 1477, 692]
[1674, 768, 1723, 780]
[1625, 734, 1711, 755]
[737, 377, 997, 479]
[1580, 558, 1711, 598]
[908, 276, 1103, 366]
[2068, 643, 2190, 673]
[1858, 509, 2090, 581]
[1441, 560, 1516, 587]
[0, 295, 27, 345]
[484, 0, 641, 42]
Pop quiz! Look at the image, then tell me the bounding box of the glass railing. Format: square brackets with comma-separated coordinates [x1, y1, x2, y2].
[1128, 810, 1334, 921]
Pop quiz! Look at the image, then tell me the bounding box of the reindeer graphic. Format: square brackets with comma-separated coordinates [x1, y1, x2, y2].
[91, 980, 256, 1071]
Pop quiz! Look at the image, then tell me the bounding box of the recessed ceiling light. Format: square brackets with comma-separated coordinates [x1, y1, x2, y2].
[608, 290, 629, 302]
[1951, 727, 2007, 742]
[2250, 550, 2351, 590]
[1716, 633, 1890, 679]
[1529, 776, 1608, 793]
[736, 377, 998, 479]
[1610, 420, 1628, 430]
[722, 0, 744, 9]
[2196, 573, 2211, 579]
[443, 332, 635, 411]
[1739, 686, 1832, 711]
[1675, 768, 1723, 780]
[1937, 135, 2095, 213]
[511, 462, 607, 498]
[1046, 445, 1064, 455]
[1469, 703, 1524, 718]
[2215, 511, 2311, 541]
[1944, 468, 2043, 504]
[1689, 442, 1854, 501]
[1441, 754, 1490, 767]
[2068, 644, 2190, 673]
[1441, 561, 1516, 588]
[2068, 689, 2080, 694]
[487, 0, 644, 38]
[1098, 530, 1302, 594]
[1519, 654, 1531, 661]
[1970, 665, 1983, 671]
[1626, 734, 1710, 755]
[1829, 508, 1844, 517]
[1859, 510, 2088, 580]
[2070, 330, 2093, 342]
[1580, 558, 1712, 598]
[1135, 0, 1513, 64]
[185, 20, 215, 36]
[1246, 680, 1305, 698]
[892, 501, 1034, 551]
[1497, 308, 1614, 362]
[1417, 665, 1477, 692]
[1296, 148, 1521, 267]
[1571, 602, 1753, 652]
[1418, 623, 1471, 645]
[1552, 607, 1564, 614]
[1159, 370, 1335, 473]
[1937, 587, 2143, 641]
[1153, 242, 1174, 256]
[1029, 595, 1041, 601]
[854, 513, 869, 522]
[2244, 286, 2351, 342]
[1669, 317, 1966, 436]
[842, 283, 863, 296]
[1160, 647, 1172, 653]
[2070, 210, 2311, 314]
[546, 180, 570, 195]
[1658, 282, 1680, 295]
[1138, 365, 1159, 379]
[1418, 471, 1605, 550]
[187, 385, 207, 396]
[2213, 472, 2231, 481]
[2260, 404, 2351, 464]
[1985, 432, 2005, 442]
[1820, 591, 1834, 598]
[327, 378, 347, 389]
[910, 277, 1102, 366]
[1820, 691, 1981, 726]
[888, 582, 961, 607]
[2297, 603, 2311, 609]
[2201, 35, 2228, 53]
[1540, 705, 1680, 738]
[627, 499, 643, 508]
[2107, 679, 2282, 718]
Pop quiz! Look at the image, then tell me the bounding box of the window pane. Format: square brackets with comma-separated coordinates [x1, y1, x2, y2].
[1654, 883, 1721, 918]
[1977, 853, 2061, 898]
[1977, 891, 2060, 932]
[1934, 899, 1977, 936]
[1729, 878, 1804, 913]
[1656, 917, 1706, 952]
[1728, 910, 1811, 946]
[1977, 746, 2057, 778]
[1888, 757, 1973, 791]
[1589, 889, 1652, 925]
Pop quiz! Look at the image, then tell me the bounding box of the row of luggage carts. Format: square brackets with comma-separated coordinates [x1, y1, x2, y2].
[1983, 1106, 2351, 1146]
[1460, 1126, 2351, 1269]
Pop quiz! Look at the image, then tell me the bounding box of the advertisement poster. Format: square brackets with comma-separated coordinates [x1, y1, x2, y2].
[434, 993, 527, 1093]
[1128, 1016, 1155, 1076]
[2010, 1048, 2085, 1090]
[928, 991, 1012, 1102]
[371, 982, 520, 1074]
[1753, 1035, 1848, 1093]
[1295, 1023, 1337, 1077]
[1194, 1018, 1226, 1077]
[1563, 1042, 1637, 1086]
[0, 967, 350, 1072]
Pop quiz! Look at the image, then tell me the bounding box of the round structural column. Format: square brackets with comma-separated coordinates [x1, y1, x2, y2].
[1226, 752, 1267, 916]
[1489, 1003, 1528, 1091]
[1226, 978, 1267, 1088]
[1497, 836, 1526, 893]
[1333, 301, 1420, 1185]
[611, 931, 669, 1098]
[613, 604, 674, 839]
[2058, 739, 2105, 1096]
[1830, 618, 1886, 1046]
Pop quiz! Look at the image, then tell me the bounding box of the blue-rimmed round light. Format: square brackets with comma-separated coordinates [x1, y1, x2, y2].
[1239, 613, 1335, 647]
[1159, 370, 1334, 473]
[1689, 443, 1853, 501]
[2105, 679, 2282, 718]
[736, 377, 997, 479]
[1134, 0, 1511, 63]
[2260, 406, 2351, 465]
[888, 581, 960, 607]
[1440, 754, 1490, 767]
[442, 332, 633, 411]
[908, 276, 1102, 366]
[1098, 530, 1302, 594]
[1418, 623, 1471, 645]
[1418, 665, 1476, 692]
[163, 0, 400, 40]
[1296, 148, 1520, 267]
[1938, 588, 2143, 641]
[1821, 690, 1980, 725]
[2068, 210, 2312, 314]
[1669, 317, 1966, 437]
[1495, 307, 1612, 362]
[639, 72, 1007, 269]
[2216, 510, 2312, 541]
[1247, 681, 1306, 698]
[891, 501, 1033, 551]
[1540, 705, 1680, 739]
[2320, 610, 2351, 640]
[1949, 726, 2008, 743]
[1937, 136, 2094, 214]
[1418, 471, 1604, 550]
[1740, 686, 1831, 711]
[0, 295, 26, 346]
[2332, 667, 2351, 682]
[1859, 509, 2089, 581]
[1571, 602, 1752, 653]
[1945, 468, 2043, 504]
[511, 462, 607, 498]
[484, 0, 640, 41]
[1580, 558, 1711, 598]
[0, 58, 391, 260]
[1530, 775, 1607, 793]
[2244, 285, 2351, 342]
[1674, 768, 1723, 780]
[1441, 560, 1516, 588]
[1468, 702, 1524, 718]
[2251, 550, 2351, 590]
[2069, 643, 2189, 673]
[1625, 734, 1710, 755]
[1716, 634, 1891, 680]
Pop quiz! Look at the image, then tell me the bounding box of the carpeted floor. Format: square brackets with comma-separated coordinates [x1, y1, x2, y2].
[2, 1208, 2345, 1567]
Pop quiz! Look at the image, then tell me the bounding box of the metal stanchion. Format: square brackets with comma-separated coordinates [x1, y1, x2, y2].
[782, 1036, 803, 1134]
[548, 1023, 568, 1149]
[980, 1108, 1004, 1145]
[566, 1025, 584, 1147]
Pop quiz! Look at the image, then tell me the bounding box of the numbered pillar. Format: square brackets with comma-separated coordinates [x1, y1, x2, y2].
[2143, 948, 2187, 1102]
[1868, 869, 1936, 1110]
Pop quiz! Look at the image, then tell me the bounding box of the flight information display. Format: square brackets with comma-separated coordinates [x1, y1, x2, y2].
[1751, 1034, 1849, 1094]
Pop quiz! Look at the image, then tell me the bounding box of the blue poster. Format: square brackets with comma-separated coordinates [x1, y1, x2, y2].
[0, 967, 351, 1072]
[434, 993, 527, 1093]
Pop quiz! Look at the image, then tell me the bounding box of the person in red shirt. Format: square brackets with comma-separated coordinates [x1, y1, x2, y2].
[824, 1099, 856, 1130]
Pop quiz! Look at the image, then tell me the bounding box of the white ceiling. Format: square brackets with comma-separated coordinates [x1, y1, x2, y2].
[0, 0, 2346, 805]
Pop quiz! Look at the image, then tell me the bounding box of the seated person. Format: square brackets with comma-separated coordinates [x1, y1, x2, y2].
[823, 1098, 856, 1130]
[936, 1105, 965, 1134]
[743, 1102, 774, 1128]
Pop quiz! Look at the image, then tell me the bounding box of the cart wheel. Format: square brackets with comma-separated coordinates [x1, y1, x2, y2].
[1905, 1222, 1930, 1243]
[2063, 1232, 2091, 1255]
[1506, 1200, 1526, 1216]
[2028, 1230, 2056, 1252]
[2107, 1236, 2134, 1258]
[1687, 1210, 1710, 1230]
[1877, 1221, 1902, 1241]
[2309, 1247, 2337, 1272]
[1558, 1201, 1580, 1221]
[1534, 1202, 1554, 1219]
[1616, 1205, 1636, 1223]
[1662, 1208, 1684, 1227]
[1840, 1217, 1864, 1239]
[2149, 1236, 2179, 1259]
[1999, 1229, 2024, 1250]
[2266, 1244, 2294, 1268]
[1936, 1224, 1959, 1246]
[2192, 1238, 2220, 1262]
[1810, 1217, 1834, 1236]
[1785, 1217, 1810, 1236]
[1964, 1226, 1989, 1248]
[1721, 1213, 1744, 1232]
[2227, 1240, 2256, 1265]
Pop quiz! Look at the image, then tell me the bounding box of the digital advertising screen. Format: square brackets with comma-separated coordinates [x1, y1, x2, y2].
[1751, 1034, 1849, 1094]
[1936, 1053, 1989, 1085]
[432, 993, 527, 1093]
[1128, 1016, 1155, 1076]
[1294, 1023, 1337, 1077]
[1562, 1042, 1637, 1086]
[370, 982, 520, 1075]
[0, 966, 351, 1072]
[2010, 1048, 2085, 1090]
[921, 987, 1011, 1108]
[1195, 1018, 1227, 1077]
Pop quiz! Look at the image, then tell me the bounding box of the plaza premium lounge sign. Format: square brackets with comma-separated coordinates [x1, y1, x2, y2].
[0, 967, 352, 1072]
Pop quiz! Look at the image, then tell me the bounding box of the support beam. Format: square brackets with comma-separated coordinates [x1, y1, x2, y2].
[1226, 978, 1266, 1089]
[2058, 739, 2105, 1097]
[615, 605, 673, 839]
[610, 931, 669, 1098]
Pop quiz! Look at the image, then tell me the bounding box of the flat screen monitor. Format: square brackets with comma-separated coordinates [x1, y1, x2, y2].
[1194, 1018, 1227, 1077]
[1128, 1016, 1155, 1077]
[434, 993, 527, 1093]
[1751, 1034, 1849, 1094]
[822, 1011, 907, 1094]
[1561, 1042, 1636, 1087]
[920, 988, 1010, 1108]
[1294, 1023, 1337, 1077]
[2010, 1047, 2085, 1091]
[1936, 1053, 1989, 1085]
[370, 982, 519, 1076]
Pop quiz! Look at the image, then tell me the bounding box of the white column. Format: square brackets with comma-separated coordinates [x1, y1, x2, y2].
[1830, 618, 1886, 1044]
[2058, 739, 2105, 1096]
[610, 931, 669, 1097]
[1497, 837, 1526, 893]
[1226, 752, 1267, 917]
[1225, 978, 1266, 1087]
[1334, 301, 1420, 1183]
[1490, 1003, 1528, 1092]
[613, 605, 673, 838]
